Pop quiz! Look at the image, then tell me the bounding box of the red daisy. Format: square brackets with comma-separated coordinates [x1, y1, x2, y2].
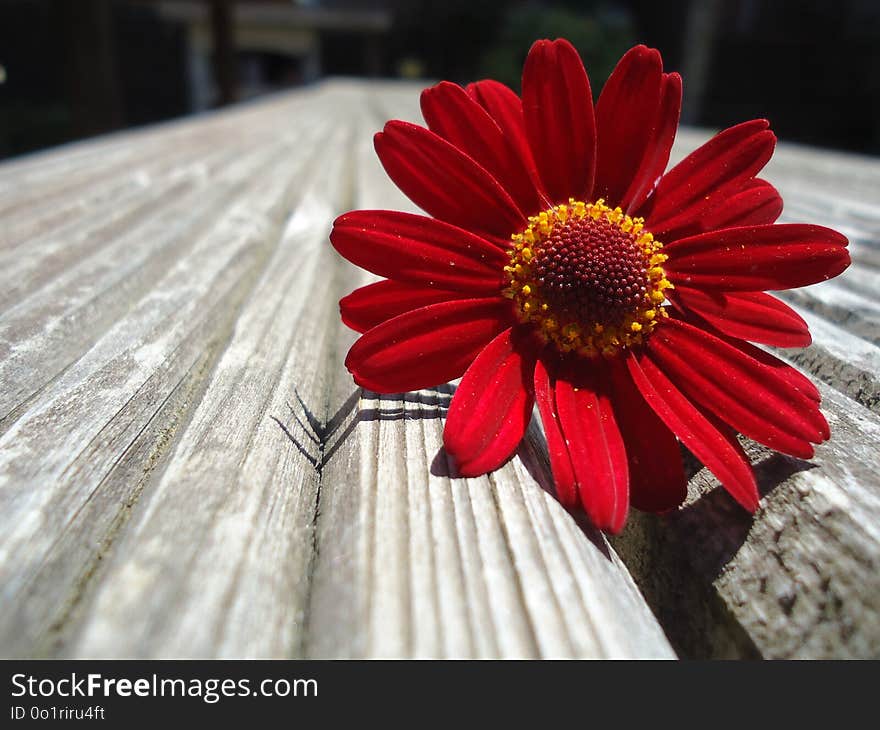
[330, 39, 850, 533]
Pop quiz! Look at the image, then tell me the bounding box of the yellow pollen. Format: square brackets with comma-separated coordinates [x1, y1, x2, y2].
[503, 198, 672, 358]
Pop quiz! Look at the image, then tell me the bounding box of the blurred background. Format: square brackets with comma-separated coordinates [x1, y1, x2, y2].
[1, 0, 879, 161]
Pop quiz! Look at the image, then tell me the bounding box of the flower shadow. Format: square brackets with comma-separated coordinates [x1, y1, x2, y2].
[670, 448, 818, 580]
[610, 448, 818, 658]
[430, 415, 613, 560]
[269, 414, 319, 469]
[272, 386, 453, 473]
[429, 447, 454, 478]
[320, 387, 452, 470]
[275, 381, 815, 583]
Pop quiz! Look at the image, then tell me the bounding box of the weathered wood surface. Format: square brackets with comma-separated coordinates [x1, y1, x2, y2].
[612, 132, 880, 659]
[0, 80, 877, 658]
[0, 82, 671, 659]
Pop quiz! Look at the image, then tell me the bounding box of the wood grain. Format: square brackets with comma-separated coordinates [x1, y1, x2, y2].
[610, 130, 880, 659]
[0, 80, 877, 659]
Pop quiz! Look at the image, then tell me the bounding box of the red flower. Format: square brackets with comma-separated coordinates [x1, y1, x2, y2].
[330, 40, 850, 533]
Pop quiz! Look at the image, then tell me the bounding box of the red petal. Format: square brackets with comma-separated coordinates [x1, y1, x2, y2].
[534, 357, 577, 507]
[374, 120, 524, 239]
[702, 178, 783, 229]
[721, 336, 831, 416]
[608, 361, 687, 513]
[626, 352, 759, 512]
[594, 45, 663, 207]
[466, 80, 524, 142]
[340, 280, 464, 334]
[748, 356, 823, 440]
[345, 297, 514, 393]
[643, 120, 776, 237]
[554, 362, 629, 534]
[715, 333, 823, 408]
[443, 327, 537, 476]
[467, 79, 548, 206]
[521, 38, 596, 204]
[664, 223, 851, 290]
[331, 210, 507, 293]
[422, 82, 544, 216]
[622, 72, 682, 212]
[667, 178, 784, 241]
[670, 287, 811, 348]
[647, 318, 828, 458]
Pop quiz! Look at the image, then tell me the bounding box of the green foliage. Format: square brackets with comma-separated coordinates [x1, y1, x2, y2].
[479, 3, 636, 94]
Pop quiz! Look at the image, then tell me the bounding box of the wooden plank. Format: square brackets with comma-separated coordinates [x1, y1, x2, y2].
[309, 385, 674, 658]
[1, 79, 878, 659]
[0, 81, 675, 658]
[0, 88, 347, 656]
[0, 94, 326, 426]
[0, 90, 321, 222]
[612, 382, 880, 658]
[774, 304, 880, 415]
[782, 282, 880, 348]
[306, 87, 674, 658]
[64, 111, 354, 657]
[610, 130, 880, 658]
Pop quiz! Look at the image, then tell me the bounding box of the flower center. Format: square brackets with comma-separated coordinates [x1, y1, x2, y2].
[504, 199, 672, 358]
